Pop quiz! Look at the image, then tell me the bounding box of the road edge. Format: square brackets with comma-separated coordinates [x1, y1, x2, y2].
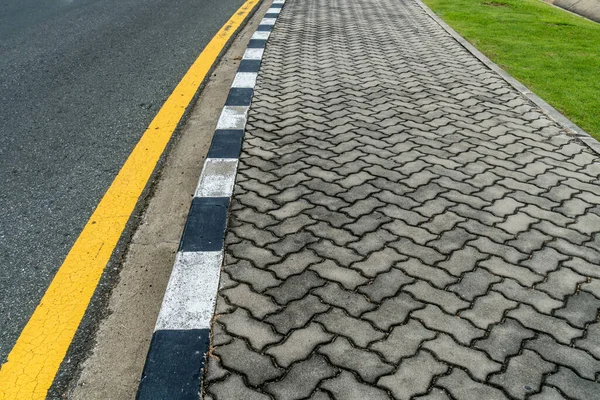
[135, 1, 286, 398]
[415, 0, 600, 156]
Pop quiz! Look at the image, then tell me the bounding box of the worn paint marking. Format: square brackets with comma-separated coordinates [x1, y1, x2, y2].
[0, 0, 260, 398]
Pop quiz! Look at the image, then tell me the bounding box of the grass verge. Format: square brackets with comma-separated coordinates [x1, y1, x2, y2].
[421, 0, 600, 141]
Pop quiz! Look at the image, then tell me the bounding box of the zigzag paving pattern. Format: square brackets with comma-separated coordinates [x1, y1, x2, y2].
[204, 0, 600, 398]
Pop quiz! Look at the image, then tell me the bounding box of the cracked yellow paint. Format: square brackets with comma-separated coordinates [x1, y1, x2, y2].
[0, 0, 260, 397]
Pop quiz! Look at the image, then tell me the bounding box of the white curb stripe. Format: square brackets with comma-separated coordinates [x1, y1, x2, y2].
[251, 31, 271, 40]
[232, 72, 258, 88]
[216, 106, 249, 129]
[195, 158, 239, 198]
[267, 7, 281, 13]
[154, 251, 223, 331]
[260, 18, 277, 25]
[243, 48, 264, 60]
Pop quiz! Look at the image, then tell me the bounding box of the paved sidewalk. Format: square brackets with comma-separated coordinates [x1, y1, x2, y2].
[204, 0, 600, 399]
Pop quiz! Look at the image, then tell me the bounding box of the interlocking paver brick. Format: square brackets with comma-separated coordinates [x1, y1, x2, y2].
[319, 337, 394, 383]
[348, 230, 397, 255]
[405, 282, 470, 314]
[428, 227, 476, 254]
[205, 356, 229, 383]
[437, 245, 488, 276]
[474, 318, 535, 362]
[536, 268, 586, 299]
[549, 238, 600, 264]
[506, 229, 552, 254]
[581, 278, 600, 298]
[363, 293, 424, 330]
[528, 386, 568, 400]
[265, 294, 329, 335]
[351, 247, 408, 278]
[576, 321, 600, 359]
[484, 197, 524, 217]
[384, 220, 437, 244]
[226, 260, 282, 292]
[232, 223, 280, 247]
[219, 308, 282, 351]
[458, 219, 513, 243]
[525, 334, 600, 380]
[413, 389, 451, 400]
[489, 349, 554, 399]
[265, 354, 337, 400]
[522, 247, 570, 275]
[229, 240, 281, 268]
[546, 367, 600, 400]
[470, 238, 527, 265]
[555, 291, 600, 328]
[313, 282, 376, 317]
[268, 249, 321, 280]
[378, 351, 448, 400]
[215, 338, 283, 386]
[320, 370, 390, 400]
[565, 257, 600, 279]
[308, 390, 332, 400]
[535, 220, 588, 244]
[437, 369, 509, 400]
[358, 268, 414, 304]
[422, 211, 465, 234]
[315, 307, 384, 347]
[306, 221, 357, 246]
[310, 259, 367, 290]
[423, 334, 501, 380]
[204, 0, 600, 397]
[370, 319, 436, 364]
[460, 291, 517, 329]
[266, 270, 326, 305]
[207, 373, 271, 400]
[222, 283, 281, 319]
[493, 278, 562, 313]
[396, 258, 457, 289]
[267, 323, 333, 368]
[413, 305, 485, 345]
[268, 231, 319, 257]
[308, 240, 362, 267]
[448, 268, 502, 301]
[507, 305, 582, 344]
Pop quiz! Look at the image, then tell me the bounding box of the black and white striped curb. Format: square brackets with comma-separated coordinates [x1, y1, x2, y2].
[136, 2, 284, 398]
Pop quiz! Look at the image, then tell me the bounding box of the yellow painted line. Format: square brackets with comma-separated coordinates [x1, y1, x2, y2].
[0, 0, 260, 398]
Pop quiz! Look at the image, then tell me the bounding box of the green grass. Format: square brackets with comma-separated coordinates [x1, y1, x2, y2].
[421, 0, 600, 141]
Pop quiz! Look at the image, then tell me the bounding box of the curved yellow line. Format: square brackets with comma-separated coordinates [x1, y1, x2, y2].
[0, 0, 259, 398]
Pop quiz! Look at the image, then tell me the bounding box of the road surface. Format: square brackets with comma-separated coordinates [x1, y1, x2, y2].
[0, 0, 244, 366]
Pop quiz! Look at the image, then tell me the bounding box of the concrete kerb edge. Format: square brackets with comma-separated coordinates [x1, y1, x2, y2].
[135, 1, 286, 399]
[414, 0, 600, 157]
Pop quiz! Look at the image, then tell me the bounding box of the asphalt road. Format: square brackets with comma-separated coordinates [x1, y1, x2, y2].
[0, 0, 245, 364]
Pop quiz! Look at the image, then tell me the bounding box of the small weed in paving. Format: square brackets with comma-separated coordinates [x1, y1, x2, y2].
[422, 0, 600, 141]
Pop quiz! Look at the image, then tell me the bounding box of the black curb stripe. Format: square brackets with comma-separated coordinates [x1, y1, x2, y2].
[270, 3, 283, 7]
[248, 38, 268, 48]
[238, 59, 262, 72]
[265, 13, 279, 18]
[207, 129, 245, 159]
[224, 87, 254, 106]
[179, 197, 230, 252]
[256, 24, 273, 31]
[137, 329, 210, 400]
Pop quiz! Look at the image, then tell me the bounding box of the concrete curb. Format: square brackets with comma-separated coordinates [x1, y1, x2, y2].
[135, 2, 286, 398]
[415, 0, 600, 157]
